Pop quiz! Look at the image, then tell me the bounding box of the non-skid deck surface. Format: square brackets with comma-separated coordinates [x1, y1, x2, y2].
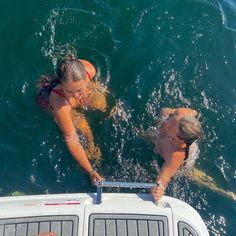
[88, 214, 169, 236]
[0, 215, 78, 236]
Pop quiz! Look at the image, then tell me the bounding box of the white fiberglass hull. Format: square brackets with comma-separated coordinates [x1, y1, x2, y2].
[0, 192, 209, 236]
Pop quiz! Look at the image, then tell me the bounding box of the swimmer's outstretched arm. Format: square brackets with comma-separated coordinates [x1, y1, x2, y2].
[151, 152, 184, 200]
[157, 153, 184, 186]
[52, 104, 102, 183]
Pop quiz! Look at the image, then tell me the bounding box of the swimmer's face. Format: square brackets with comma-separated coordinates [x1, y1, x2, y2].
[61, 76, 90, 99]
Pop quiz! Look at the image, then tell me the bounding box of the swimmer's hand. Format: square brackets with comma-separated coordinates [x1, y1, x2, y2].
[151, 180, 165, 201]
[89, 170, 104, 185]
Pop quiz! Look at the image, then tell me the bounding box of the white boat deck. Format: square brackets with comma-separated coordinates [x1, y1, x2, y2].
[0, 193, 209, 236]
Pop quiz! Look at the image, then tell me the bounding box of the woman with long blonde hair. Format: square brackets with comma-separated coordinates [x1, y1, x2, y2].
[37, 53, 108, 184]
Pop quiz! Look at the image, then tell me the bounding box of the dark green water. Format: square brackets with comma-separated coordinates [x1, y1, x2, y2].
[0, 0, 236, 235]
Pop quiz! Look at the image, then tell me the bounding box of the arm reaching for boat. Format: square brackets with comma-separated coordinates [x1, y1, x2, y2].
[52, 99, 103, 184]
[36, 55, 108, 184]
[145, 107, 203, 200]
[151, 152, 185, 200]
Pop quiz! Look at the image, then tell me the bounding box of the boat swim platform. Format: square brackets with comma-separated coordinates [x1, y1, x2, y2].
[0, 193, 209, 236]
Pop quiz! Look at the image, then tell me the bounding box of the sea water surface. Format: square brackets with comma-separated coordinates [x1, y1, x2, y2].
[0, 0, 236, 235]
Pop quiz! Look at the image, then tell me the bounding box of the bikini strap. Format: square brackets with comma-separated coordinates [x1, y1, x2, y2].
[86, 71, 92, 81]
[52, 88, 73, 108]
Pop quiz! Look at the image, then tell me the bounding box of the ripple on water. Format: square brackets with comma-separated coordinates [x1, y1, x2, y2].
[26, 2, 236, 235]
[37, 7, 116, 76]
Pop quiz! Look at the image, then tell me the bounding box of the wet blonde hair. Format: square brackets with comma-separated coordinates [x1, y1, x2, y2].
[177, 116, 203, 145]
[37, 51, 87, 89]
[56, 58, 87, 83]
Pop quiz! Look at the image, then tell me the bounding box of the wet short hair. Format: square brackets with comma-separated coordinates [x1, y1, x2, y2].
[56, 59, 87, 83]
[177, 116, 203, 144]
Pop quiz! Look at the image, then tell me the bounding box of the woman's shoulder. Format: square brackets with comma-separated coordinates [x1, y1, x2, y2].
[49, 89, 72, 111]
[79, 59, 96, 78]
